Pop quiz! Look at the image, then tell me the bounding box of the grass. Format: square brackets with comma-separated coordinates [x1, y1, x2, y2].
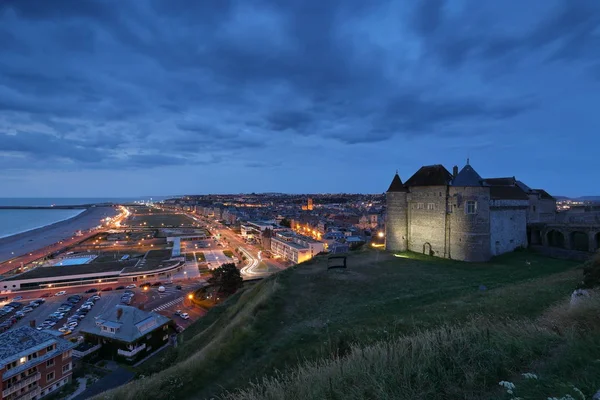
[223, 250, 234, 258]
[96, 249, 592, 400]
[196, 252, 206, 262]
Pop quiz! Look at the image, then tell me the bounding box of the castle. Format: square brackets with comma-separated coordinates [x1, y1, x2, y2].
[385, 162, 556, 262]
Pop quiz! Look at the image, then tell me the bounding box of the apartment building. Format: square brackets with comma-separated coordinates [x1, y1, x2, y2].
[270, 231, 325, 264]
[0, 327, 76, 400]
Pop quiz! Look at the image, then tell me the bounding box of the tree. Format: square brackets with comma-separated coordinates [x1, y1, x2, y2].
[280, 218, 291, 228]
[207, 263, 243, 296]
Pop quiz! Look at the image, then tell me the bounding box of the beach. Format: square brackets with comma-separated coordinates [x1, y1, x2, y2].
[0, 206, 118, 264]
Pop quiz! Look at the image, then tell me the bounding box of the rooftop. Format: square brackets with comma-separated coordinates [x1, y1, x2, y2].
[386, 173, 407, 192]
[452, 164, 483, 187]
[3, 260, 134, 281]
[81, 305, 171, 343]
[0, 327, 76, 376]
[405, 165, 453, 187]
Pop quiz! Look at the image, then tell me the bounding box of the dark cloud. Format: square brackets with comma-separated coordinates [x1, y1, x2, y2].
[0, 0, 597, 188]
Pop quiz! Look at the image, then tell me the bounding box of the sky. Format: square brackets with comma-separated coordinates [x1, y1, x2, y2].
[0, 0, 599, 198]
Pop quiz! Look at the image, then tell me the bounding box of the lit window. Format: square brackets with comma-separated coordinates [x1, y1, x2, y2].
[417, 203, 424, 210]
[465, 201, 477, 214]
[19, 357, 27, 364]
[427, 203, 435, 210]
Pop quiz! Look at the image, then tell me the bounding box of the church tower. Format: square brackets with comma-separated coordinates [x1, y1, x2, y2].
[385, 172, 408, 251]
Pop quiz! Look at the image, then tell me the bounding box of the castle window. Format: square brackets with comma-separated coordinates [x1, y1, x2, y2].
[465, 201, 477, 214]
[427, 203, 435, 210]
[417, 203, 424, 210]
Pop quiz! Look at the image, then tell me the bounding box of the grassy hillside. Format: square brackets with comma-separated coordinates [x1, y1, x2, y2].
[97, 249, 600, 400]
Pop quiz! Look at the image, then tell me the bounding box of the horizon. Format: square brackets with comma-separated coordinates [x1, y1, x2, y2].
[1, 1, 599, 197]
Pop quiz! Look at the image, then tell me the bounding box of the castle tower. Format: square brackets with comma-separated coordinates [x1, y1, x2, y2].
[385, 172, 408, 251]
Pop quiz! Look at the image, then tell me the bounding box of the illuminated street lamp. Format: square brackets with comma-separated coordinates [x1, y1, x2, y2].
[378, 232, 384, 238]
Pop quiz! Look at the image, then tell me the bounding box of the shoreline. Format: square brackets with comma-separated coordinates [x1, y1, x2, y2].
[0, 206, 119, 265]
[0, 209, 86, 240]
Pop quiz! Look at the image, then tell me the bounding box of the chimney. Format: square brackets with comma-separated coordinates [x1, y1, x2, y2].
[452, 165, 458, 178]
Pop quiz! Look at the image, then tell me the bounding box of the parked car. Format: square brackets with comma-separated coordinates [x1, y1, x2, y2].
[91, 295, 101, 301]
[125, 284, 137, 289]
[158, 286, 166, 293]
[180, 313, 190, 320]
[176, 285, 182, 290]
[174, 310, 182, 316]
[12, 296, 23, 301]
[22, 306, 34, 313]
[7, 302, 22, 308]
[34, 298, 46, 304]
[55, 291, 67, 296]
[85, 288, 98, 293]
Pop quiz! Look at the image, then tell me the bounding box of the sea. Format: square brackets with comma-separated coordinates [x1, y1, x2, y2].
[0, 197, 169, 239]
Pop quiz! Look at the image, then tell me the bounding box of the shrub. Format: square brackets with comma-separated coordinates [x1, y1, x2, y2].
[581, 252, 600, 289]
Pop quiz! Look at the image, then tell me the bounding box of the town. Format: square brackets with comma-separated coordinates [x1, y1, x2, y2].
[0, 165, 599, 399]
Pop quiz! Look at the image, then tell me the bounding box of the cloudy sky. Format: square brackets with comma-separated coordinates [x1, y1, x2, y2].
[1, 0, 598, 198]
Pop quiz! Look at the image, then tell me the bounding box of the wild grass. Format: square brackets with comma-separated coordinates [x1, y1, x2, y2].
[96, 249, 586, 400]
[223, 318, 560, 400]
[98, 278, 281, 400]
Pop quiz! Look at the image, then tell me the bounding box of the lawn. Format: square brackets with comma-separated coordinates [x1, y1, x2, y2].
[222, 250, 234, 258]
[98, 249, 597, 400]
[125, 213, 196, 227]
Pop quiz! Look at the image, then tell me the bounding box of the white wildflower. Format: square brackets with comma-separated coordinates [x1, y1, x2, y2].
[499, 381, 516, 390]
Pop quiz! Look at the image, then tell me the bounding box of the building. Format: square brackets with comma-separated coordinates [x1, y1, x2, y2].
[385, 162, 556, 262]
[80, 305, 173, 363]
[0, 327, 76, 400]
[270, 232, 325, 264]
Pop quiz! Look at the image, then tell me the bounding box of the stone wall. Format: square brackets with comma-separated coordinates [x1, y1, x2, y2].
[490, 199, 528, 256]
[448, 186, 492, 262]
[407, 186, 448, 257]
[385, 191, 407, 251]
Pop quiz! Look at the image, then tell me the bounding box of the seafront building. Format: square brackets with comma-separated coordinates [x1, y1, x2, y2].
[270, 232, 325, 263]
[0, 327, 76, 400]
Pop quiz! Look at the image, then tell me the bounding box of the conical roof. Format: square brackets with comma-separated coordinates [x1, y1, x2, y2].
[452, 164, 483, 187]
[387, 173, 408, 192]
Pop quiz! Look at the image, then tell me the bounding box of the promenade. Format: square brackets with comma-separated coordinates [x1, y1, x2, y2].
[0, 206, 118, 272]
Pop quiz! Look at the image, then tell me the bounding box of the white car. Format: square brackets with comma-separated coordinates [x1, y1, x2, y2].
[125, 284, 137, 289]
[180, 313, 189, 320]
[55, 291, 67, 296]
[158, 286, 166, 293]
[67, 321, 78, 328]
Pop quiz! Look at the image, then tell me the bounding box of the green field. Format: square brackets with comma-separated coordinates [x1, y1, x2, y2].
[126, 213, 196, 227]
[98, 250, 600, 400]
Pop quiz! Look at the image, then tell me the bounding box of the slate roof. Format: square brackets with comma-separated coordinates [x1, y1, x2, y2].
[386, 173, 408, 192]
[483, 177, 516, 186]
[81, 305, 171, 344]
[490, 186, 529, 200]
[405, 165, 453, 187]
[452, 165, 483, 187]
[533, 189, 555, 200]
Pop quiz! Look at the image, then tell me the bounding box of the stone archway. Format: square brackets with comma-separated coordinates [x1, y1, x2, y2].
[570, 231, 589, 252]
[423, 242, 433, 256]
[529, 228, 542, 245]
[547, 230, 565, 248]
